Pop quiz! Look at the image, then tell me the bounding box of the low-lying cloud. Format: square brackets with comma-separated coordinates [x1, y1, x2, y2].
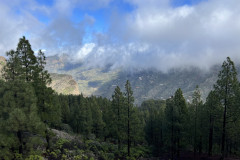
[1, 0, 240, 72]
[76, 0, 240, 71]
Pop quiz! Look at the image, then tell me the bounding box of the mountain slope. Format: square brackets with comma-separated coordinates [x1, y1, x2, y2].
[0, 56, 6, 77]
[49, 73, 80, 95]
[46, 54, 229, 104]
[94, 67, 220, 104]
[46, 54, 119, 96]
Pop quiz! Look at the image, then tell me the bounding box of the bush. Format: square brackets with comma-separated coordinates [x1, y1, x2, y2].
[25, 155, 44, 160]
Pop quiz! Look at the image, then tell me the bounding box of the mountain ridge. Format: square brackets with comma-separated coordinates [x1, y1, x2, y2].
[46, 54, 233, 104]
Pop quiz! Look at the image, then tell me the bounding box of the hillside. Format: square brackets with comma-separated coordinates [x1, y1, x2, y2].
[46, 54, 232, 104]
[0, 56, 6, 77]
[49, 73, 80, 95]
[46, 54, 120, 96]
[94, 68, 218, 104]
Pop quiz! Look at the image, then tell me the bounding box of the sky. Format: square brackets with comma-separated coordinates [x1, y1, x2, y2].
[0, 0, 240, 72]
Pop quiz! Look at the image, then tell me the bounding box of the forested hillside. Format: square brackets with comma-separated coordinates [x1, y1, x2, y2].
[1, 37, 240, 160]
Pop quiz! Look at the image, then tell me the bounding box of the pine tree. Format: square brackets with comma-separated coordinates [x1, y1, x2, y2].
[111, 86, 126, 149]
[205, 91, 222, 156]
[191, 86, 203, 156]
[165, 97, 177, 159]
[69, 95, 92, 135]
[90, 97, 105, 138]
[3, 37, 61, 154]
[59, 95, 70, 123]
[2, 50, 21, 81]
[82, 97, 93, 135]
[124, 80, 134, 157]
[144, 99, 165, 155]
[16, 36, 37, 82]
[69, 96, 81, 133]
[214, 57, 239, 159]
[100, 97, 112, 140]
[173, 88, 188, 157]
[34, 50, 51, 85]
[130, 107, 144, 146]
[0, 80, 44, 159]
[33, 49, 61, 126]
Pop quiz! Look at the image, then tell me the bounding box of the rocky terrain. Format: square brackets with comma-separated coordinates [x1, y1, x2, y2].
[49, 73, 80, 95]
[46, 54, 119, 96]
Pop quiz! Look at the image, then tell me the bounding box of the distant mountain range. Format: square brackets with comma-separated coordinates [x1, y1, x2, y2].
[46, 54, 237, 104]
[2, 54, 238, 104]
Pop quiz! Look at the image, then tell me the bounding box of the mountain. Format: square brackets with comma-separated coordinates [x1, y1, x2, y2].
[49, 73, 80, 95]
[46, 54, 119, 96]
[93, 67, 219, 104]
[0, 56, 6, 77]
[0, 56, 80, 95]
[46, 54, 233, 104]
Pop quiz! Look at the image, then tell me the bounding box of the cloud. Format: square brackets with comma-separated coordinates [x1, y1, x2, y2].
[30, 14, 95, 54]
[77, 0, 240, 71]
[0, 0, 98, 56]
[1, 0, 240, 72]
[0, 1, 32, 54]
[76, 43, 96, 60]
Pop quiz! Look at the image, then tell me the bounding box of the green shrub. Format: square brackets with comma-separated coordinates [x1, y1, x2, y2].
[25, 155, 44, 160]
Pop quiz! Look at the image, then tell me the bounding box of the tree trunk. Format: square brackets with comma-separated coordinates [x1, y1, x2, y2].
[17, 130, 23, 154]
[171, 110, 174, 160]
[46, 129, 50, 151]
[160, 121, 163, 152]
[177, 129, 180, 158]
[194, 113, 197, 157]
[118, 139, 120, 150]
[226, 136, 229, 157]
[117, 100, 120, 150]
[199, 135, 202, 155]
[221, 101, 227, 159]
[127, 97, 130, 157]
[208, 114, 213, 156]
[229, 141, 232, 156]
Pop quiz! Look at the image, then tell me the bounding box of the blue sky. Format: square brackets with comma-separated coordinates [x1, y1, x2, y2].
[18, 0, 207, 42]
[0, 0, 239, 71]
[31, 0, 206, 36]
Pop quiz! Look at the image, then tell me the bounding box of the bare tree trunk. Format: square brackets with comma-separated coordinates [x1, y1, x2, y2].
[177, 130, 180, 158]
[221, 101, 227, 159]
[171, 109, 174, 160]
[17, 130, 23, 154]
[127, 98, 130, 157]
[208, 114, 213, 156]
[194, 111, 197, 158]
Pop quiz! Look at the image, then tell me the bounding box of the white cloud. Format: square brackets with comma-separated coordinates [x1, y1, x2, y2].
[1, 0, 240, 72]
[0, 0, 97, 56]
[77, 43, 96, 60]
[94, 0, 240, 71]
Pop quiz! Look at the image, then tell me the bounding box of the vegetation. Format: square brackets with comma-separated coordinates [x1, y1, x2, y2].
[1, 37, 240, 159]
